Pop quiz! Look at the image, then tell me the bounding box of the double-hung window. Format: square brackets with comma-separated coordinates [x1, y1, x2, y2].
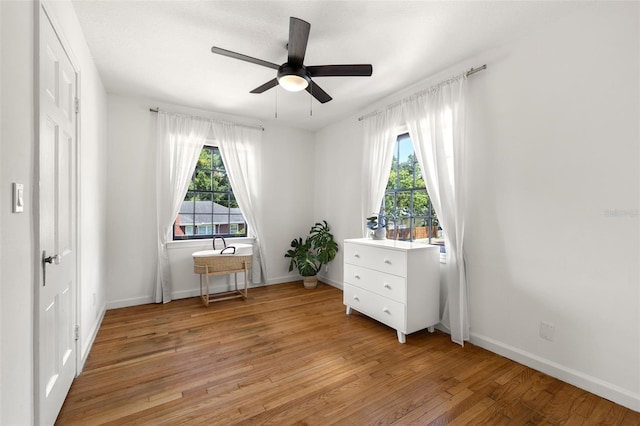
[173, 145, 247, 240]
[382, 133, 444, 249]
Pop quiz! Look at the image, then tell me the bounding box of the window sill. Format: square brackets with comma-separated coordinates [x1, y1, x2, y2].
[167, 236, 256, 250]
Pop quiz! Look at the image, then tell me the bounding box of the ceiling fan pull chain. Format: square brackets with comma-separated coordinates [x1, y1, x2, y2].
[275, 86, 278, 119]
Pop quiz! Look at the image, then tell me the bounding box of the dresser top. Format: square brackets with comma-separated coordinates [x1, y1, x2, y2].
[344, 238, 439, 251]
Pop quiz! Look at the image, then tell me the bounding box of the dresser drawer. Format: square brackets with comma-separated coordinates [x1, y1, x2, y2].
[344, 263, 406, 303]
[344, 242, 406, 277]
[344, 284, 406, 331]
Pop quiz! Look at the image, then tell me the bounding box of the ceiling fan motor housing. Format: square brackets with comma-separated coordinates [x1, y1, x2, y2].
[277, 63, 311, 91]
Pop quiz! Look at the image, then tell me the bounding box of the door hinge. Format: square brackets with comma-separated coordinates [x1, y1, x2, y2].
[75, 98, 80, 114]
[74, 325, 80, 341]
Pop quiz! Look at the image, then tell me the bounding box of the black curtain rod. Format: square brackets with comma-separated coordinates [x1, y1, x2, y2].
[357, 64, 487, 122]
[149, 108, 264, 131]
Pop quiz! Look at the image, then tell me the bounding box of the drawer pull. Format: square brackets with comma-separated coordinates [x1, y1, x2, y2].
[353, 296, 360, 301]
[354, 274, 360, 279]
[383, 283, 391, 289]
[383, 307, 390, 314]
[384, 259, 392, 265]
[354, 253, 360, 258]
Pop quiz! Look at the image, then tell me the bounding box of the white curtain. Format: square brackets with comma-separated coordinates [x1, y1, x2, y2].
[360, 105, 403, 236]
[155, 112, 211, 303]
[213, 122, 266, 285]
[403, 75, 469, 345]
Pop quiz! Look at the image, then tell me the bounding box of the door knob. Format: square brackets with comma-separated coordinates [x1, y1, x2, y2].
[44, 253, 61, 265]
[42, 250, 61, 287]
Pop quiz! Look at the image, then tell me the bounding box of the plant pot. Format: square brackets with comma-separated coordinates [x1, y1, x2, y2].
[303, 275, 318, 289]
[372, 227, 386, 240]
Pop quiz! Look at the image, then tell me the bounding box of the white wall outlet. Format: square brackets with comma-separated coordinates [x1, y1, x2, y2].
[539, 321, 555, 341]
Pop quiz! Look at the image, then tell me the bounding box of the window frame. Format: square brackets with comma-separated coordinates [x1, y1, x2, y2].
[382, 133, 443, 247]
[173, 144, 248, 241]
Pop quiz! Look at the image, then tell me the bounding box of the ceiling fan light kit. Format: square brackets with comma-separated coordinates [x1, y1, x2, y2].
[277, 64, 310, 92]
[210, 17, 372, 104]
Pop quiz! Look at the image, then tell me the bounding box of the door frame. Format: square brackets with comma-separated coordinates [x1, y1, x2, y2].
[33, 1, 82, 423]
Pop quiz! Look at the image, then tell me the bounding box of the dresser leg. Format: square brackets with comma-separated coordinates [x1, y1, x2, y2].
[397, 331, 406, 344]
[346, 306, 352, 315]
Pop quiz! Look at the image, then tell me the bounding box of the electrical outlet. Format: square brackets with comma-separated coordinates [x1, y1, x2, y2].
[539, 322, 555, 341]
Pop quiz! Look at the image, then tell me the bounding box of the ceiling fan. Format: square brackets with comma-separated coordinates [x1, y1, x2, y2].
[210, 17, 373, 104]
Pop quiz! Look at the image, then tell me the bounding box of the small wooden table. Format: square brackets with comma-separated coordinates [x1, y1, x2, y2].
[192, 249, 252, 306]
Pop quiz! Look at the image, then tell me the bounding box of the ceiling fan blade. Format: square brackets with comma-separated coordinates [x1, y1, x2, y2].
[250, 78, 279, 94]
[211, 46, 280, 70]
[307, 64, 373, 77]
[306, 81, 332, 103]
[287, 17, 310, 67]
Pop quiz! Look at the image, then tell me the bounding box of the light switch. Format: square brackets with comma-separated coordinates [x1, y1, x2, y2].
[13, 182, 24, 213]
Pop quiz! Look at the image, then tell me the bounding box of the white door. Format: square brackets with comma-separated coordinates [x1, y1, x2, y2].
[37, 6, 78, 425]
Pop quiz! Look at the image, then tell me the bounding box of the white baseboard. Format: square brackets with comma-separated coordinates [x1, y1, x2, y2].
[318, 275, 342, 290]
[266, 275, 302, 285]
[470, 332, 640, 412]
[106, 279, 296, 308]
[78, 304, 106, 373]
[106, 295, 155, 310]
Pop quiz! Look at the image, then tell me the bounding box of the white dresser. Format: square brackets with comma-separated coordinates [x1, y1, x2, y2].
[343, 238, 440, 343]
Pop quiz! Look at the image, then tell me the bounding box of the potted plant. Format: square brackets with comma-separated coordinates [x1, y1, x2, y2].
[284, 220, 339, 289]
[366, 214, 387, 240]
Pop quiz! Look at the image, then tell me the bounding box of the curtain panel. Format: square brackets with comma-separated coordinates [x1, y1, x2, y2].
[213, 122, 267, 285]
[403, 75, 469, 345]
[155, 112, 211, 303]
[360, 106, 403, 237]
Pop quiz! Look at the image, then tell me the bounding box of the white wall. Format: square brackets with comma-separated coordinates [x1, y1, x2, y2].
[464, 1, 639, 410]
[0, 2, 4, 420]
[313, 2, 639, 411]
[314, 116, 364, 287]
[105, 94, 316, 308]
[0, 2, 33, 423]
[105, 95, 157, 307]
[0, 1, 108, 423]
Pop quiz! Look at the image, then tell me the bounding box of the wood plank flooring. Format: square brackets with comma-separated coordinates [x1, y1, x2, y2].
[56, 282, 640, 425]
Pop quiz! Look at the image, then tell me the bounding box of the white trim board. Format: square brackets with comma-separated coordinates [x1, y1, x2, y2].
[106, 296, 155, 310]
[79, 305, 105, 372]
[318, 275, 342, 290]
[470, 332, 640, 412]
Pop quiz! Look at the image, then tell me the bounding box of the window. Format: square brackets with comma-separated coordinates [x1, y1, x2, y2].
[381, 133, 444, 248]
[173, 145, 247, 240]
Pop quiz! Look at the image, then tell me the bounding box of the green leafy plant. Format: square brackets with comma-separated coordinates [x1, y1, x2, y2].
[285, 220, 339, 277]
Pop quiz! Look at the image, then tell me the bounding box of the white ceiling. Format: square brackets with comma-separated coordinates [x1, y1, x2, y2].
[72, 0, 587, 131]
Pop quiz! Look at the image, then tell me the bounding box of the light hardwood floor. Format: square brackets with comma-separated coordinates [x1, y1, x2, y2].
[57, 282, 640, 425]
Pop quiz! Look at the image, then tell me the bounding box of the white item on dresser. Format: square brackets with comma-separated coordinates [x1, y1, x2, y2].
[343, 238, 440, 343]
